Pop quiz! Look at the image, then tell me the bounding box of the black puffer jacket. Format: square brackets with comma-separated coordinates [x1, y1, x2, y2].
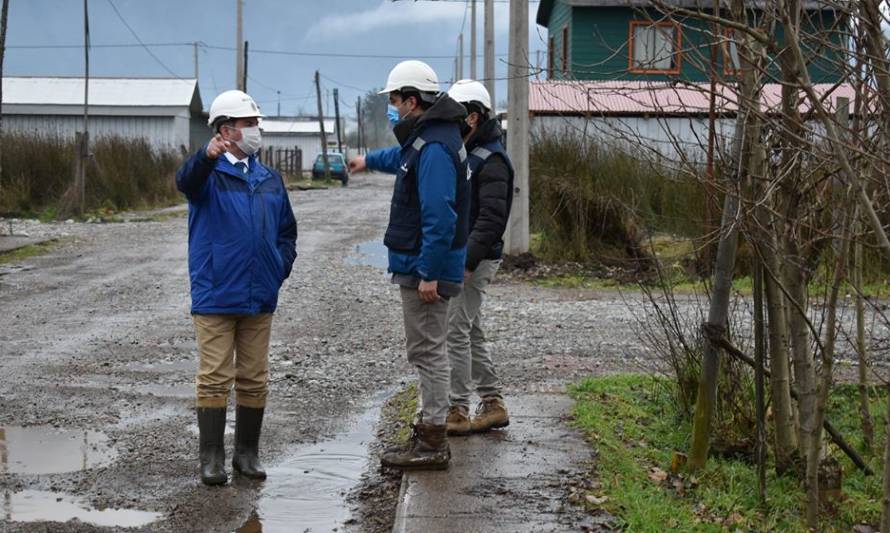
[465, 118, 514, 271]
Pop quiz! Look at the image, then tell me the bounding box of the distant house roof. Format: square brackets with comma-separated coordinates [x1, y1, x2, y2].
[260, 117, 336, 134]
[536, 0, 837, 26]
[529, 80, 856, 117]
[3, 76, 200, 108]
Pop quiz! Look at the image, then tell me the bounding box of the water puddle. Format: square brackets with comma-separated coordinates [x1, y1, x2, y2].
[236, 394, 386, 532]
[0, 426, 117, 475]
[2, 489, 162, 528]
[345, 239, 388, 270]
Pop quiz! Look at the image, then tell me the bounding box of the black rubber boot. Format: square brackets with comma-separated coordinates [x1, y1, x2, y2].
[197, 407, 227, 486]
[232, 405, 267, 480]
[381, 421, 450, 471]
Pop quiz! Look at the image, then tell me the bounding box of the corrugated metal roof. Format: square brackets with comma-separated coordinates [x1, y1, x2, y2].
[2, 76, 199, 107]
[260, 118, 336, 134]
[529, 80, 856, 116]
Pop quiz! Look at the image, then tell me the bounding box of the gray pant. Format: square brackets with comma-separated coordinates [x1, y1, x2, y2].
[447, 259, 502, 409]
[400, 286, 451, 425]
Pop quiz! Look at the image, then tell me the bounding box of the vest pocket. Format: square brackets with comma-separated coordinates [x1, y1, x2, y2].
[384, 223, 422, 252]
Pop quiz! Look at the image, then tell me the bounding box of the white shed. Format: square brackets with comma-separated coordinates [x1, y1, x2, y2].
[260, 117, 337, 171]
[1, 76, 205, 152]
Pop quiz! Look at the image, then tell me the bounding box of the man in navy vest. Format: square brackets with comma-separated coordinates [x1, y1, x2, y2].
[176, 90, 297, 485]
[349, 60, 470, 470]
[443, 80, 514, 437]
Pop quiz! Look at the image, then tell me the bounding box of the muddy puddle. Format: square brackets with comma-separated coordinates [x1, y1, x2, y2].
[2, 489, 162, 528]
[236, 393, 386, 532]
[346, 239, 388, 270]
[0, 426, 116, 475]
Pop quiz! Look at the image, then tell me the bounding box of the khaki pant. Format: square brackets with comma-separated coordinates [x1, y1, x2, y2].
[193, 313, 273, 409]
[447, 259, 502, 408]
[400, 286, 451, 426]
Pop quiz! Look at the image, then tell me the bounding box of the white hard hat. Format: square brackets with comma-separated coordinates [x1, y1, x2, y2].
[378, 60, 439, 95]
[207, 89, 265, 128]
[447, 79, 492, 112]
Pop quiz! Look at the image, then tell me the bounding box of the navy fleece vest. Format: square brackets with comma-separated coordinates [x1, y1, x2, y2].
[384, 122, 470, 254]
[467, 139, 515, 188]
[467, 138, 515, 222]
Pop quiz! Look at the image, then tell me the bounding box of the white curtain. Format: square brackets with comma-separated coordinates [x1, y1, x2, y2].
[633, 25, 675, 71]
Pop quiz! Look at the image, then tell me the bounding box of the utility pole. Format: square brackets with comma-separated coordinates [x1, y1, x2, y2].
[236, 0, 243, 90]
[314, 70, 330, 180]
[242, 40, 248, 93]
[484, 0, 495, 107]
[470, 0, 477, 79]
[458, 33, 464, 80]
[505, 0, 529, 254]
[0, 0, 9, 196]
[193, 41, 199, 79]
[277, 90, 281, 116]
[536, 50, 541, 79]
[333, 88, 343, 154]
[80, 0, 91, 216]
[356, 97, 363, 155]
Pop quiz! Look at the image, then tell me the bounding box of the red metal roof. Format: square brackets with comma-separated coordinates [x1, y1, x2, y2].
[529, 80, 857, 116]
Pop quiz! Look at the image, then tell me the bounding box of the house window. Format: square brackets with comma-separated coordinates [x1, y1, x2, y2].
[723, 29, 741, 75]
[629, 21, 681, 74]
[548, 36, 554, 79]
[561, 26, 569, 75]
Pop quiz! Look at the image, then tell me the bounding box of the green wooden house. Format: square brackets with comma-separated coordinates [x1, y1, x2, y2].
[535, 0, 846, 84]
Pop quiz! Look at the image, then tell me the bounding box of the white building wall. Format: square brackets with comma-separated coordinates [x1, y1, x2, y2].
[263, 133, 333, 170]
[531, 115, 738, 166]
[3, 113, 187, 150]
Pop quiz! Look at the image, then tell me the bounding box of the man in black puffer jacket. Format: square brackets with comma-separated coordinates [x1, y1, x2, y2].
[443, 80, 514, 436]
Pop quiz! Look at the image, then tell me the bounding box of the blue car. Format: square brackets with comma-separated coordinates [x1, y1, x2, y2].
[311, 152, 349, 185]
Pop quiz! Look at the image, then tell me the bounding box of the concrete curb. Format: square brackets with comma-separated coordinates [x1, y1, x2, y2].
[390, 471, 411, 533]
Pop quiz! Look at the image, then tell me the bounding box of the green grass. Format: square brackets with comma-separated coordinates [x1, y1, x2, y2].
[570, 374, 885, 532]
[0, 239, 59, 264]
[393, 382, 419, 444]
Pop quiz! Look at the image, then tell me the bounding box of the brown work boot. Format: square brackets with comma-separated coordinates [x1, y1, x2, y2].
[470, 396, 510, 433]
[446, 405, 471, 436]
[381, 421, 450, 470]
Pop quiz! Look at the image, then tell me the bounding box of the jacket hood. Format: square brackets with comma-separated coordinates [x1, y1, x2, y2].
[467, 117, 504, 150]
[415, 93, 468, 129]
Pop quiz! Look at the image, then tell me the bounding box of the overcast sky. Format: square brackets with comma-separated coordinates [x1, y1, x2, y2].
[5, 0, 546, 118]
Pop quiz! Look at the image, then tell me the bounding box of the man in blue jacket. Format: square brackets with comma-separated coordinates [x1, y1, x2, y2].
[176, 89, 297, 486]
[350, 60, 470, 470]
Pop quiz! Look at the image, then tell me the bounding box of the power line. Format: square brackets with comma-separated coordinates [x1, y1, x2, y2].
[8, 42, 194, 49]
[319, 73, 369, 93]
[8, 40, 511, 60]
[104, 0, 187, 79]
[202, 43, 509, 60]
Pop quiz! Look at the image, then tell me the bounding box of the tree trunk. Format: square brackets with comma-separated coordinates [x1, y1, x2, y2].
[688, 0, 764, 470]
[758, 221, 800, 473]
[883, 388, 890, 533]
[806, 208, 852, 528]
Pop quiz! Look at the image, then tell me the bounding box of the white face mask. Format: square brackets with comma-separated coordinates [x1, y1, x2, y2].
[233, 125, 262, 155]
